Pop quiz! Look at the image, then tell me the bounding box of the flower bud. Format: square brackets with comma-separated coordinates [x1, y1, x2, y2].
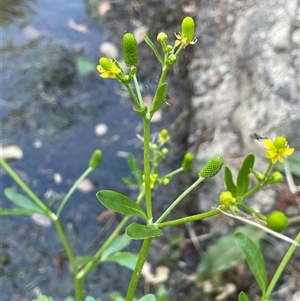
[167, 54, 177, 64]
[157, 32, 168, 42]
[181, 17, 195, 44]
[219, 191, 233, 205]
[266, 211, 288, 232]
[163, 178, 170, 185]
[162, 148, 169, 155]
[122, 33, 138, 67]
[267, 171, 283, 184]
[89, 149, 103, 169]
[181, 153, 194, 171]
[198, 156, 224, 179]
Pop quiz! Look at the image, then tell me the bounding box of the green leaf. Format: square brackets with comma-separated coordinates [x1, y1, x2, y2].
[234, 232, 267, 294]
[238, 291, 250, 301]
[224, 166, 237, 197]
[137, 295, 156, 301]
[65, 297, 75, 301]
[102, 234, 132, 259]
[73, 255, 95, 266]
[4, 188, 44, 213]
[236, 154, 255, 196]
[122, 177, 137, 186]
[197, 226, 263, 280]
[0, 207, 40, 215]
[149, 82, 168, 116]
[127, 153, 142, 186]
[96, 190, 147, 220]
[101, 251, 138, 270]
[126, 222, 163, 240]
[144, 35, 163, 64]
[76, 57, 95, 76]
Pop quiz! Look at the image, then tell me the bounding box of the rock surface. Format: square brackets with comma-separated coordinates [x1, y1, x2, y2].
[188, 0, 299, 213]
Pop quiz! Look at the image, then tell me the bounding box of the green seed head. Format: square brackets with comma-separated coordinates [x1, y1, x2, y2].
[122, 33, 138, 67]
[181, 152, 194, 171]
[273, 136, 287, 149]
[89, 149, 103, 169]
[99, 57, 112, 71]
[266, 211, 288, 232]
[181, 17, 195, 43]
[199, 156, 224, 179]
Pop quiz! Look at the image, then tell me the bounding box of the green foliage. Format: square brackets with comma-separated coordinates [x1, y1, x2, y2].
[238, 291, 250, 301]
[150, 82, 168, 116]
[126, 223, 163, 240]
[224, 166, 237, 197]
[123, 153, 143, 186]
[96, 190, 147, 220]
[236, 153, 255, 196]
[1, 187, 45, 215]
[197, 226, 264, 280]
[234, 232, 267, 294]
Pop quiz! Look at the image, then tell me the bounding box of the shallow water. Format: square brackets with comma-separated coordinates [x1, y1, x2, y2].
[1, 0, 147, 299]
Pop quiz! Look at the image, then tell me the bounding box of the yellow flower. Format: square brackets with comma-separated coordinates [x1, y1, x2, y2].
[97, 58, 120, 78]
[263, 136, 294, 164]
[142, 174, 158, 189]
[174, 16, 197, 48]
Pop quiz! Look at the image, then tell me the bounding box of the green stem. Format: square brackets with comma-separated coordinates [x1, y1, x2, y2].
[125, 238, 153, 301]
[262, 231, 300, 300]
[0, 157, 49, 213]
[78, 189, 145, 279]
[133, 73, 144, 106]
[237, 203, 267, 221]
[123, 81, 143, 109]
[143, 117, 153, 222]
[75, 274, 83, 301]
[155, 177, 204, 224]
[162, 167, 184, 179]
[158, 205, 230, 228]
[57, 166, 93, 217]
[52, 215, 78, 273]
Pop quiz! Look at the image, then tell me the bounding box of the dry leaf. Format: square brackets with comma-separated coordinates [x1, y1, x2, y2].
[0, 144, 23, 161]
[141, 261, 170, 285]
[68, 19, 89, 33]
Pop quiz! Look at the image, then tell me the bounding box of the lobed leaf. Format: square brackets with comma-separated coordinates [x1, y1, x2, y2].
[126, 222, 163, 240]
[234, 232, 267, 294]
[97, 190, 147, 220]
[236, 154, 255, 196]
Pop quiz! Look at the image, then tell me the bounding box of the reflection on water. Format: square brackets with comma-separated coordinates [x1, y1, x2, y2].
[1, 0, 37, 25]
